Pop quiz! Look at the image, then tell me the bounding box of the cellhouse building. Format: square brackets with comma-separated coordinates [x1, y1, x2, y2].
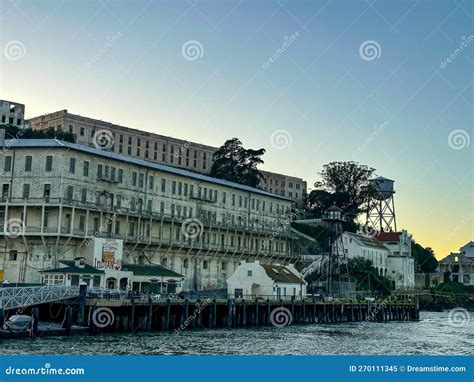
[0, 137, 300, 293]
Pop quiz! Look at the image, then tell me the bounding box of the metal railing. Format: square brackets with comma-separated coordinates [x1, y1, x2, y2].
[0, 286, 80, 311]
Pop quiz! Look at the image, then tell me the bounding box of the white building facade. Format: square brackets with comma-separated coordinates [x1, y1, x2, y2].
[342, 232, 389, 277]
[227, 260, 306, 299]
[0, 139, 299, 291]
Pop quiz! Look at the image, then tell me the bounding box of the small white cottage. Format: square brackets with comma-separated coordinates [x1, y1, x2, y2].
[227, 261, 307, 300]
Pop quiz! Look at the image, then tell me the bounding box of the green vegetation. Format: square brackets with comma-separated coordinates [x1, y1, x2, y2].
[342, 257, 393, 296]
[3, 124, 75, 143]
[210, 138, 265, 187]
[435, 281, 474, 295]
[411, 240, 438, 273]
[307, 161, 375, 222]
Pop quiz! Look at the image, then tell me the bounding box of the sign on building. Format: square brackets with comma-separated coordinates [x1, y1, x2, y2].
[93, 238, 123, 271]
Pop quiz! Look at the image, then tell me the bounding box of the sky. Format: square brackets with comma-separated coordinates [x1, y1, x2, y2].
[0, 0, 472, 259]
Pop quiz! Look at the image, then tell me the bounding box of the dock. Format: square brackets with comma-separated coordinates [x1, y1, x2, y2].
[80, 296, 419, 333]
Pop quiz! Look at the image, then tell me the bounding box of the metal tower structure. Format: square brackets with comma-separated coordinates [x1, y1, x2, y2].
[366, 176, 397, 232]
[322, 204, 346, 296]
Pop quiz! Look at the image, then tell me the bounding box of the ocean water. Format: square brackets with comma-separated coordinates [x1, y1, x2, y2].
[1, 311, 472, 355]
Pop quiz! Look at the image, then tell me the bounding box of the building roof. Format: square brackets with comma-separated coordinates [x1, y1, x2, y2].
[6, 139, 292, 201]
[261, 264, 303, 284]
[346, 232, 388, 250]
[40, 260, 105, 274]
[439, 252, 474, 264]
[374, 232, 401, 242]
[121, 264, 184, 278]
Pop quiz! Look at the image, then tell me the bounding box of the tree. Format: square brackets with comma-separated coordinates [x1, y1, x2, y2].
[2, 124, 75, 143]
[343, 257, 393, 296]
[411, 241, 438, 273]
[308, 161, 375, 221]
[210, 138, 265, 187]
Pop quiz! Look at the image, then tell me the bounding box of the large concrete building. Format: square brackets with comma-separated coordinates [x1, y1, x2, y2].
[0, 100, 25, 127]
[27, 110, 307, 206]
[0, 138, 303, 292]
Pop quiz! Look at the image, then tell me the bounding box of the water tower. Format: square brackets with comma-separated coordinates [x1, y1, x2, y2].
[366, 176, 397, 232]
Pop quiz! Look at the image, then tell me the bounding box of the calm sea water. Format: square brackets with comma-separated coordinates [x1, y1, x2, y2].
[1, 311, 472, 355]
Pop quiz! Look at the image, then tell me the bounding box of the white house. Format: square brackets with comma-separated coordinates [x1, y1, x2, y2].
[374, 231, 415, 290]
[439, 241, 474, 285]
[342, 232, 389, 277]
[387, 255, 415, 290]
[374, 230, 412, 257]
[342, 231, 415, 290]
[227, 261, 306, 300]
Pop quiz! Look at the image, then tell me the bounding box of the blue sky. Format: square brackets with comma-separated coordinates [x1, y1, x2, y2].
[1, 0, 472, 258]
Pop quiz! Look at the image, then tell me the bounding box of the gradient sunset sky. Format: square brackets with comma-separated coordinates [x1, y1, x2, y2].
[1, 0, 472, 259]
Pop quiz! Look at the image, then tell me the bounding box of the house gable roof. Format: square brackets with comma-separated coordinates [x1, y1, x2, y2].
[121, 264, 184, 278]
[261, 264, 303, 284]
[40, 260, 105, 274]
[374, 232, 401, 242]
[6, 139, 292, 202]
[347, 232, 388, 250]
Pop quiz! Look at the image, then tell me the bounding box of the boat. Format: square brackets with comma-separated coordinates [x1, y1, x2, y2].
[3, 314, 32, 332]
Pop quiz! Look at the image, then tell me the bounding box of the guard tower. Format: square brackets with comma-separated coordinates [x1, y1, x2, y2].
[322, 204, 345, 295]
[366, 176, 397, 232]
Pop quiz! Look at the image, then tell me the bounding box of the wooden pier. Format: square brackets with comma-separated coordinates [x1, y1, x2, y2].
[78, 297, 419, 333]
